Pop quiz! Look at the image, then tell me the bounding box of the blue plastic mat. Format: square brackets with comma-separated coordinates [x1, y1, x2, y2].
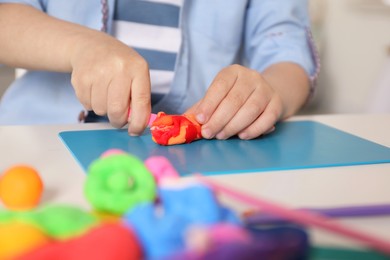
[59, 121, 390, 176]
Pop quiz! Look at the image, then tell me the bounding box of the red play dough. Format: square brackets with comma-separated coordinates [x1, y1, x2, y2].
[150, 112, 202, 145]
[19, 223, 143, 260]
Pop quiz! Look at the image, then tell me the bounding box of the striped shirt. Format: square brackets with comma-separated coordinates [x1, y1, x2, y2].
[113, 0, 182, 103]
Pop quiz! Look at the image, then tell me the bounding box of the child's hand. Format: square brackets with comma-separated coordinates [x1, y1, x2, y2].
[70, 33, 151, 136]
[186, 65, 282, 140]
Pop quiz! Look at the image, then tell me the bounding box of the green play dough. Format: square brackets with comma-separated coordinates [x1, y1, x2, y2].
[0, 204, 98, 239]
[85, 153, 156, 215]
[30, 204, 98, 239]
[107, 171, 132, 192]
[0, 210, 16, 223]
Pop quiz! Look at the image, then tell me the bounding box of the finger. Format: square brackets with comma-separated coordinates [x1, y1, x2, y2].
[194, 66, 238, 124]
[201, 73, 256, 139]
[71, 71, 93, 110]
[128, 72, 151, 136]
[214, 87, 269, 140]
[107, 76, 132, 128]
[90, 77, 109, 116]
[238, 96, 282, 140]
[264, 126, 276, 135]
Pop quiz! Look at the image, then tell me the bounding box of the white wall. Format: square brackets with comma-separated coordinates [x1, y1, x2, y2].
[308, 0, 390, 114]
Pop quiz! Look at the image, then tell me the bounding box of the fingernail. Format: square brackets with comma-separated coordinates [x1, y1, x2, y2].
[201, 128, 213, 139]
[265, 126, 276, 135]
[196, 113, 206, 124]
[216, 132, 225, 140]
[239, 132, 249, 140]
[129, 132, 139, 137]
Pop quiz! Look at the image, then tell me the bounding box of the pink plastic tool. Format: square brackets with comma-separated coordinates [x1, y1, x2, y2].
[195, 174, 390, 255]
[128, 109, 157, 127]
[147, 113, 158, 126]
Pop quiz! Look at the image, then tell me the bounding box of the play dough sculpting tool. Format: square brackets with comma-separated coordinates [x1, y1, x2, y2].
[245, 204, 390, 225]
[195, 174, 390, 255]
[147, 113, 158, 126]
[128, 109, 157, 127]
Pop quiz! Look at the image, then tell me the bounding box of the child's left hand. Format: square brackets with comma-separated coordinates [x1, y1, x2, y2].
[186, 64, 281, 140]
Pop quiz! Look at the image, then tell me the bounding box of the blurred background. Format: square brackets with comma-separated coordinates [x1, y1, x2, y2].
[0, 0, 389, 115]
[304, 0, 390, 114]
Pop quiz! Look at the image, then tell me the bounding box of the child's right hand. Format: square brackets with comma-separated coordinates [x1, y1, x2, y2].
[0, 4, 151, 135]
[70, 32, 151, 136]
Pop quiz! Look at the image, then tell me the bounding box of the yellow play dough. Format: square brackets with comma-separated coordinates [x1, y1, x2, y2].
[0, 221, 50, 259]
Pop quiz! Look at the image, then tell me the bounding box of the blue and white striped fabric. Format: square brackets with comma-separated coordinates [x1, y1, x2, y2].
[113, 0, 182, 101]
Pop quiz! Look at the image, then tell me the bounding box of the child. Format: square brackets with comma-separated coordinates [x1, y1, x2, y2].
[0, 0, 319, 139]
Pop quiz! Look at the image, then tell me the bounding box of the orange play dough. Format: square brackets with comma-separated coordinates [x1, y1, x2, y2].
[0, 165, 44, 210]
[0, 221, 50, 259]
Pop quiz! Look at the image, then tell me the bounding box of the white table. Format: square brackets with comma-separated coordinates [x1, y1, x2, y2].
[1, 114, 390, 250]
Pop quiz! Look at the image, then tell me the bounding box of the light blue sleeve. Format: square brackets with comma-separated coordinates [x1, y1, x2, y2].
[0, 0, 44, 10]
[0, 0, 105, 31]
[244, 0, 320, 84]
